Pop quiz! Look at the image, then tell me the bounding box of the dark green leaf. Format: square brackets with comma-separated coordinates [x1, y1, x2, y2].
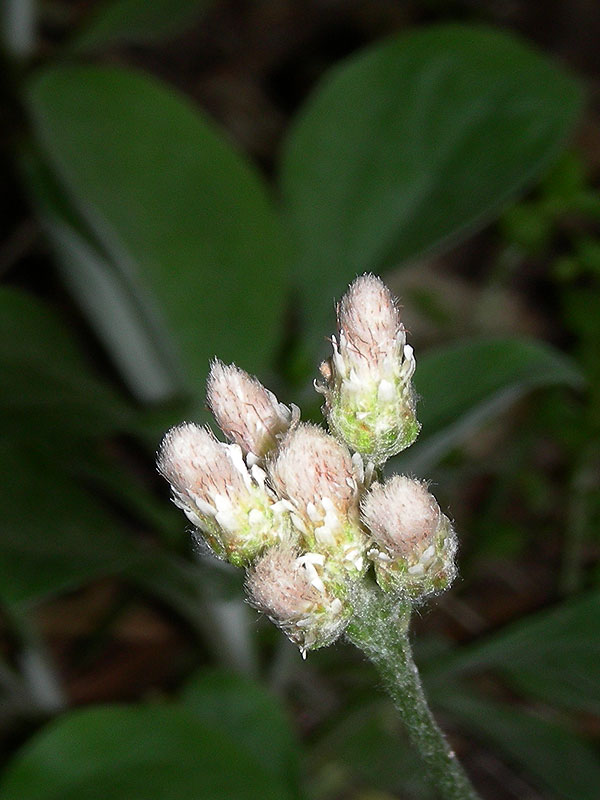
[438, 689, 600, 800]
[0, 705, 290, 800]
[280, 24, 583, 346]
[424, 590, 600, 716]
[181, 669, 303, 797]
[0, 436, 243, 623]
[0, 287, 131, 444]
[395, 336, 584, 473]
[28, 66, 288, 396]
[310, 699, 434, 798]
[0, 288, 180, 609]
[71, 0, 213, 52]
[0, 440, 142, 610]
[0, 290, 239, 616]
[22, 154, 180, 404]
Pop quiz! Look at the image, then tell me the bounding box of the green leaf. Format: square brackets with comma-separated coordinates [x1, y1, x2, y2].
[310, 699, 434, 798]
[71, 0, 213, 52]
[0, 705, 291, 800]
[424, 590, 600, 717]
[0, 287, 170, 609]
[280, 24, 583, 346]
[27, 66, 288, 397]
[181, 669, 303, 797]
[0, 287, 131, 444]
[394, 336, 584, 473]
[0, 290, 237, 616]
[438, 689, 600, 800]
[0, 440, 143, 610]
[0, 436, 242, 619]
[22, 154, 180, 404]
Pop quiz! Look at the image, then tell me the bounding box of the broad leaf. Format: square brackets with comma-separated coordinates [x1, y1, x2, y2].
[0, 440, 142, 610]
[0, 287, 131, 444]
[394, 336, 584, 473]
[424, 590, 600, 717]
[310, 699, 434, 798]
[181, 670, 302, 797]
[438, 689, 600, 800]
[281, 25, 583, 347]
[0, 435, 243, 622]
[0, 705, 291, 800]
[23, 155, 180, 404]
[71, 0, 212, 52]
[28, 66, 288, 397]
[0, 291, 238, 618]
[0, 287, 160, 609]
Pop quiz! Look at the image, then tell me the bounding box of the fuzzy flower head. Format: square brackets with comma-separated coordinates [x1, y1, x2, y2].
[317, 274, 420, 466]
[246, 543, 350, 655]
[157, 423, 290, 566]
[267, 423, 367, 582]
[361, 476, 457, 600]
[207, 359, 297, 464]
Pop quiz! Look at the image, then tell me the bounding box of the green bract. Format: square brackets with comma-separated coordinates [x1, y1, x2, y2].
[327, 379, 420, 465]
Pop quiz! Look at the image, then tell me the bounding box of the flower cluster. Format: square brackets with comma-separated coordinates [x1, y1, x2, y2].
[158, 274, 457, 655]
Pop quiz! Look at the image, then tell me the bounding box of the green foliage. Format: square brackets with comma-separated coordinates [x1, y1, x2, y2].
[423, 593, 600, 795]
[425, 589, 600, 715]
[0, 283, 242, 620]
[0, 287, 131, 444]
[0, 440, 138, 610]
[396, 336, 584, 473]
[181, 670, 303, 797]
[27, 65, 288, 402]
[280, 25, 583, 347]
[70, 0, 214, 52]
[439, 689, 600, 800]
[309, 699, 435, 798]
[0, 703, 295, 800]
[0, 671, 303, 799]
[0, 287, 133, 607]
[23, 154, 181, 404]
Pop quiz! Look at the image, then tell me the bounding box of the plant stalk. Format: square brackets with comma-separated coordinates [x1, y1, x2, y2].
[346, 582, 481, 800]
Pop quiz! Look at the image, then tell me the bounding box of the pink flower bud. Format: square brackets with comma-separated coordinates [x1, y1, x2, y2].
[207, 360, 296, 462]
[267, 423, 366, 578]
[338, 273, 403, 377]
[361, 476, 457, 599]
[246, 543, 350, 655]
[157, 422, 290, 566]
[317, 274, 419, 465]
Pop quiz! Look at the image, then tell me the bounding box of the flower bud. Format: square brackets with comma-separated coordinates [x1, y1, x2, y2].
[361, 476, 457, 599]
[157, 423, 290, 566]
[207, 359, 297, 463]
[267, 423, 366, 580]
[316, 274, 419, 466]
[246, 543, 350, 655]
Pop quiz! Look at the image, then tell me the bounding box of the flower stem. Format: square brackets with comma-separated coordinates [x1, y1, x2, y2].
[346, 581, 481, 800]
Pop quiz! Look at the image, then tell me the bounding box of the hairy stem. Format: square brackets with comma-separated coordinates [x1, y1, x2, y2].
[346, 581, 481, 800]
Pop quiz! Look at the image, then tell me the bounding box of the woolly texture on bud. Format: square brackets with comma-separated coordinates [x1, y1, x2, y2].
[157, 423, 290, 566]
[267, 423, 367, 581]
[246, 544, 350, 655]
[207, 359, 296, 463]
[361, 476, 457, 599]
[317, 274, 419, 465]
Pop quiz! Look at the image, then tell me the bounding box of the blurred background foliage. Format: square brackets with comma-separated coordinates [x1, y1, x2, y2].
[1, 1, 599, 798]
